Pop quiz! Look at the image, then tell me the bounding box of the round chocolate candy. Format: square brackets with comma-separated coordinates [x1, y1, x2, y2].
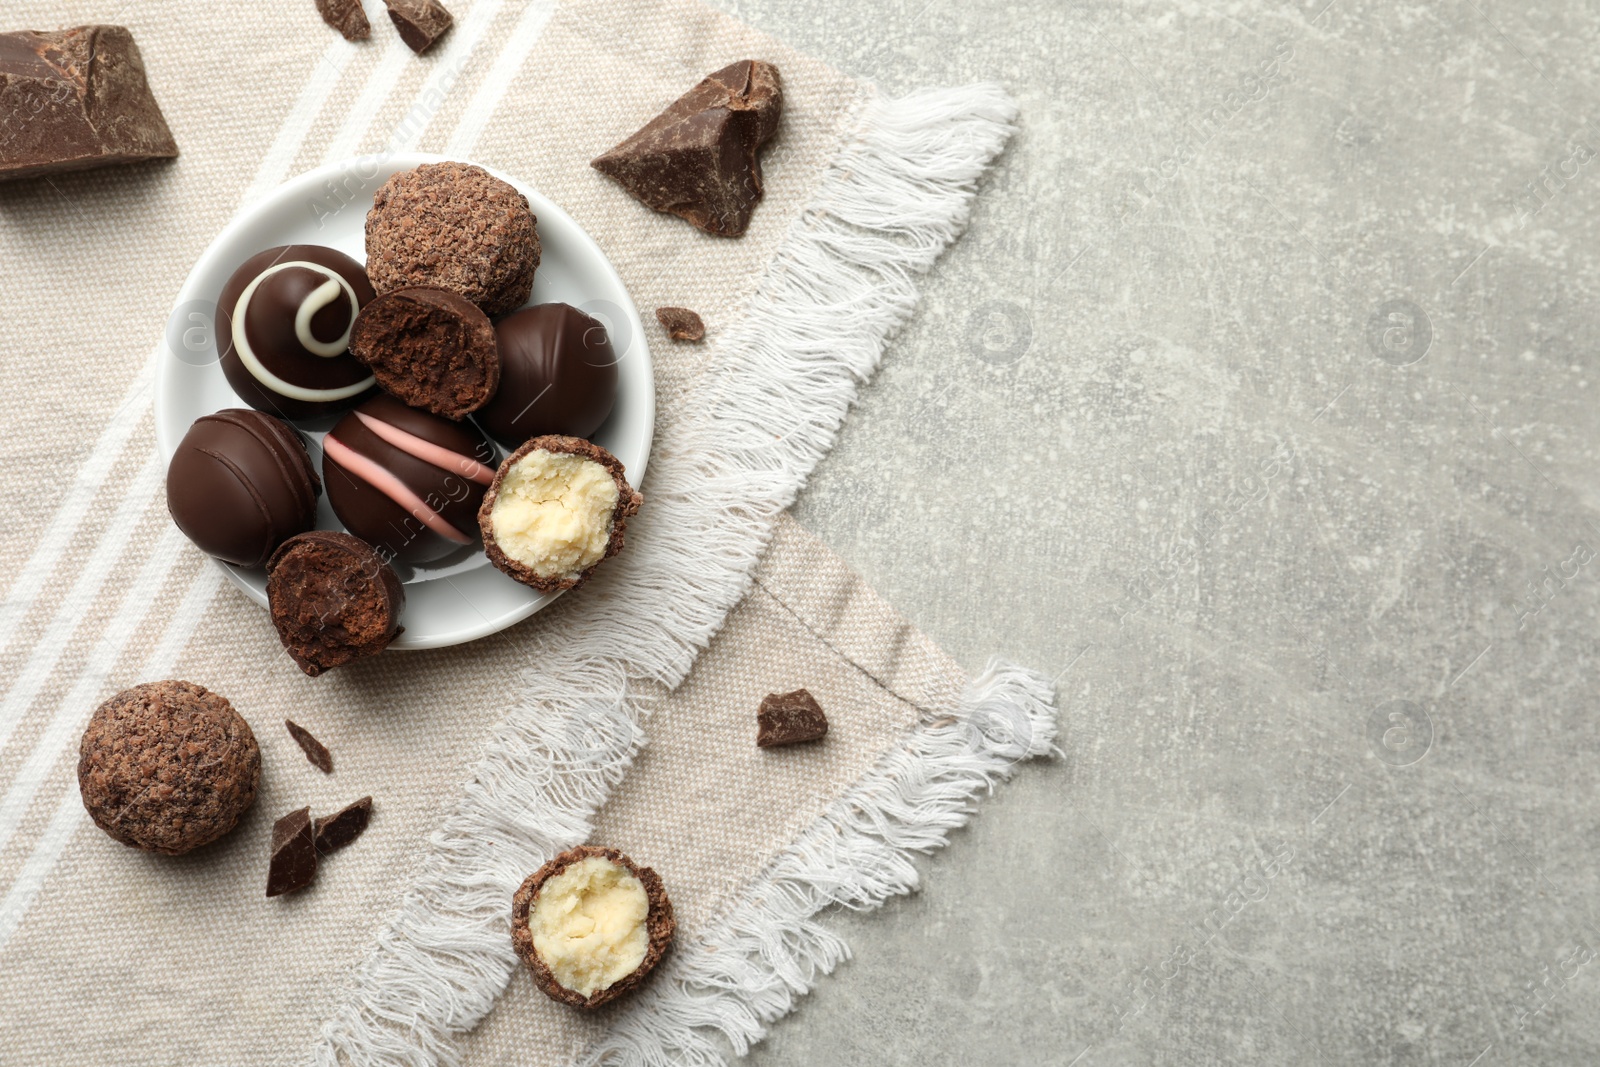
[322, 394, 498, 564]
[475, 303, 619, 450]
[217, 244, 378, 420]
[166, 409, 322, 569]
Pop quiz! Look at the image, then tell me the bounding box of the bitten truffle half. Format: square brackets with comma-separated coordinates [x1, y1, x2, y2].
[479, 436, 642, 593]
[266, 530, 405, 676]
[77, 681, 260, 855]
[511, 845, 675, 1009]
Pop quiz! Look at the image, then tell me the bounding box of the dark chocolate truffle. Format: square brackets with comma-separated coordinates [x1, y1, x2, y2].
[475, 303, 619, 449]
[591, 60, 783, 238]
[322, 394, 497, 563]
[365, 162, 538, 316]
[348, 287, 500, 419]
[266, 530, 405, 677]
[77, 680, 260, 855]
[166, 409, 322, 569]
[217, 244, 378, 420]
[479, 436, 642, 593]
[511, 845, 675, 1010]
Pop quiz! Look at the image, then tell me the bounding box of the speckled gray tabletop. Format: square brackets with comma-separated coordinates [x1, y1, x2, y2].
[719, 0, 1600, 1062]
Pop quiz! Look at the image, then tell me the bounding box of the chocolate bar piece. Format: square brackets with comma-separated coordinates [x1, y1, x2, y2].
[316, 0, 372, 41]
[383, 0, 453, 54]
[757, 688, 828, 748]
[285, 719, 333, 774]
[592, 60, 782, 237]
[655, 306, 705, 342]
[267, 807, 317, 897]
[314, 797, 372, 855]
[0, 26, 178, 182]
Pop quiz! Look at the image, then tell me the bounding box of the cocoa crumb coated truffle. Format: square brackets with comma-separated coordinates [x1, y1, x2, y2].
[266, 530, 405, 677]
[478, 436, 642, 593]
[348, 287, 499, 419]
[365, 162, 538, 317]
[511, 845, 675, 1010]
[77, 681, 260, 855]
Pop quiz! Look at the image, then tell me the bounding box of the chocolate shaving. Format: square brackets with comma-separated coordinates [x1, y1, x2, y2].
[314, 797, 372, 855]
[316, 0, 372, 41]
[655, 307, 706, 342]
[267, 807, 317, 897]
[285, 719, 334, 774]
[592, 60, 783, 237]
[0, 26, 179, 182]
[383, 0, 453, 53]
[757, 688, 828, 748]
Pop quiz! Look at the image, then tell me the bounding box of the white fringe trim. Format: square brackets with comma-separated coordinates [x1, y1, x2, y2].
[312, 83, 1019, 1067]
[578, 660, 1058, 1066]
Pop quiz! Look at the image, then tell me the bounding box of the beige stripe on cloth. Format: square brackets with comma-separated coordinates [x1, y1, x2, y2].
[0, 1, 1041, 1064]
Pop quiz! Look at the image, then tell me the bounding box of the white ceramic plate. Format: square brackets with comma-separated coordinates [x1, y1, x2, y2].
[154, 153, 654, 649]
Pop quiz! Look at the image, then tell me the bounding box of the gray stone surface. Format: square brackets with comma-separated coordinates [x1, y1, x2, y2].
[719, 0, 1600, 1062]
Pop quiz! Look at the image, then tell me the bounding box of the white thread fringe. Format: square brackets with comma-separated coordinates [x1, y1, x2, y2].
[580, 660, 1058, 1066]
[312, 82, 1020, 1067]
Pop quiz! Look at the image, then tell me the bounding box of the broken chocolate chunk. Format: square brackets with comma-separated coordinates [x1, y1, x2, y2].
[285, 719, 333, 774]
[592, 60, 783, 238]
[316, 0, 372, 41]
[655, 306, 705, 342]
[757, 688, 828, 748]
[0, 25, 179, 182]
[314, 796, 372, 854]
[383, 0, 453, 53]
[267, 807, 317, 897]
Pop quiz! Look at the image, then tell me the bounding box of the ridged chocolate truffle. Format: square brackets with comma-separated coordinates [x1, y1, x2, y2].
[77, 680, 260, 855]
[166, 409, 322, 569]
[217, 244, 378, 420]
[323, 395, 497, 563]
[364, 162, 538, 316]
[475, 303, 619, 449]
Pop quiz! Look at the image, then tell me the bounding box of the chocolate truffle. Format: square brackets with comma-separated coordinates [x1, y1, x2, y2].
[166, 409, 322, 569]
[592, 60, 783, 237]
[365, 162, 538, 316]
[322, 394, 497, 563]
[479, 436, 642, 593]
[266, 530, 405, 677]
[511, 845, 675, 1010]
[348, 287, 500, 419]
[77, 680, 260, 855]
[217, 244, 378, 420]
[475, 303, 619, 449]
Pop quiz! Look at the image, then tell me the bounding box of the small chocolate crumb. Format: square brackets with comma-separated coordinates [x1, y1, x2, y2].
[316, 0, 371, 40]
[267, 807, 318, 897]
[757, 688, 828, 748]
[384, 0, 453, 53]
[314, 797, 373, 854]
[285, 719, 333, 774]
[655, 307, 706, 342]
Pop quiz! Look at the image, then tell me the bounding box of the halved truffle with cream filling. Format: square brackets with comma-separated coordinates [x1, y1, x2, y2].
[478, 436, 642, 592]
[510, 845, 675, 1010]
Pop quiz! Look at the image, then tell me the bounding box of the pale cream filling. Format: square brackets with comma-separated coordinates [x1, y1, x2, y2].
[530, 857, 649, 997]
[489, 451, 619, 579]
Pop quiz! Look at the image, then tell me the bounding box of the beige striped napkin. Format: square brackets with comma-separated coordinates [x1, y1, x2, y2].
[0, 1, 1047, 1064]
